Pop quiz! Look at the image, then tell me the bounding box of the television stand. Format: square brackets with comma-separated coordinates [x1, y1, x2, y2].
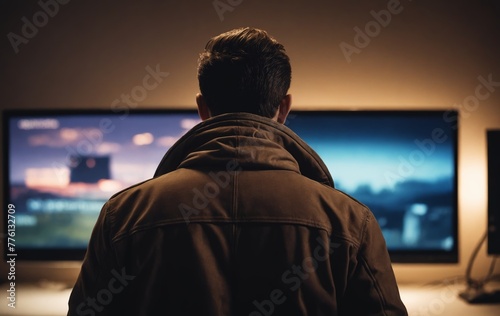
[459, 288, 500, 304]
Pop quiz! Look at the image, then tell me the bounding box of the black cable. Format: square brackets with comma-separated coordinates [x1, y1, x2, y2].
[464, 230, 498, 290]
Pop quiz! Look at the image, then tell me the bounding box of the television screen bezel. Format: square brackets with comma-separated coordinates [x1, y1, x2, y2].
[2, 108, 459, 263]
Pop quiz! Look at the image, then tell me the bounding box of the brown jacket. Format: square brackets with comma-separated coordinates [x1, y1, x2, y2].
[68, 113, 407, 316]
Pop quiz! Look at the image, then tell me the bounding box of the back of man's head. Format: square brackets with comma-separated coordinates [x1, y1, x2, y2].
[197, 27, 291, 118]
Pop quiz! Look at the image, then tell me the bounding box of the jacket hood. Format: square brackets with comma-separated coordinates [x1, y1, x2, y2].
[153, 112, 335, 188]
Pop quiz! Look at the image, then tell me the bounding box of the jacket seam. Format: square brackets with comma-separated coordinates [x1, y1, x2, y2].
[110, 218, 338, 243]
[357, 210, 389, 315]
[359, 255, 389, 316]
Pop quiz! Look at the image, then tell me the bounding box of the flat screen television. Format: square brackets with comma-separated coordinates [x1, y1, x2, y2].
[285, 110, 459, 263]
[2, 109, 202, 261]
[487, 129, 500, 256]
[2, 109, 459, 263]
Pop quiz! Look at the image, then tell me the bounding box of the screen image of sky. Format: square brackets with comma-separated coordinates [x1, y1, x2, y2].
[286, 112, 455, 195]
[7, 112, 201, 249]
[286, 112, 457, 251]
[9, 113, 201, 188]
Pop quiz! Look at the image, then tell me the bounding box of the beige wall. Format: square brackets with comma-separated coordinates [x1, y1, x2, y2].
[1, 0, 500, 285]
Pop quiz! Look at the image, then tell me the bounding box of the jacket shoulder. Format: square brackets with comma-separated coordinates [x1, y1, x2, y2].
[317, 183, 374, 249]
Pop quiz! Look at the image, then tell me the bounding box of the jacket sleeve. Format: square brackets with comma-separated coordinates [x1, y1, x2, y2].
[340, 210, 408, 316]
[67, 203, 119, 316]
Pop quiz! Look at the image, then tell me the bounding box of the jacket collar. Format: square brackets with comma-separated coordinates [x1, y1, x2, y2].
[153, 112, 335, 188]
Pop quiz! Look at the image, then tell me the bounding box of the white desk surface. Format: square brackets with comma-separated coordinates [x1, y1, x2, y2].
[0, 281, 499, 315]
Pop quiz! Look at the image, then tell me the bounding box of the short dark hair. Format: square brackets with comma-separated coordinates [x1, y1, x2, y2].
[197, 27, 291, 118]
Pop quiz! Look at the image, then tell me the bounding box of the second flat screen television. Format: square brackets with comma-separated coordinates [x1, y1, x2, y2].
[3, 109, 458, 263]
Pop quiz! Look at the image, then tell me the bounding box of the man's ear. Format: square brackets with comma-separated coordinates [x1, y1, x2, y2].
[277, 94, 292, 124]
[196, 93, 211, 121]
